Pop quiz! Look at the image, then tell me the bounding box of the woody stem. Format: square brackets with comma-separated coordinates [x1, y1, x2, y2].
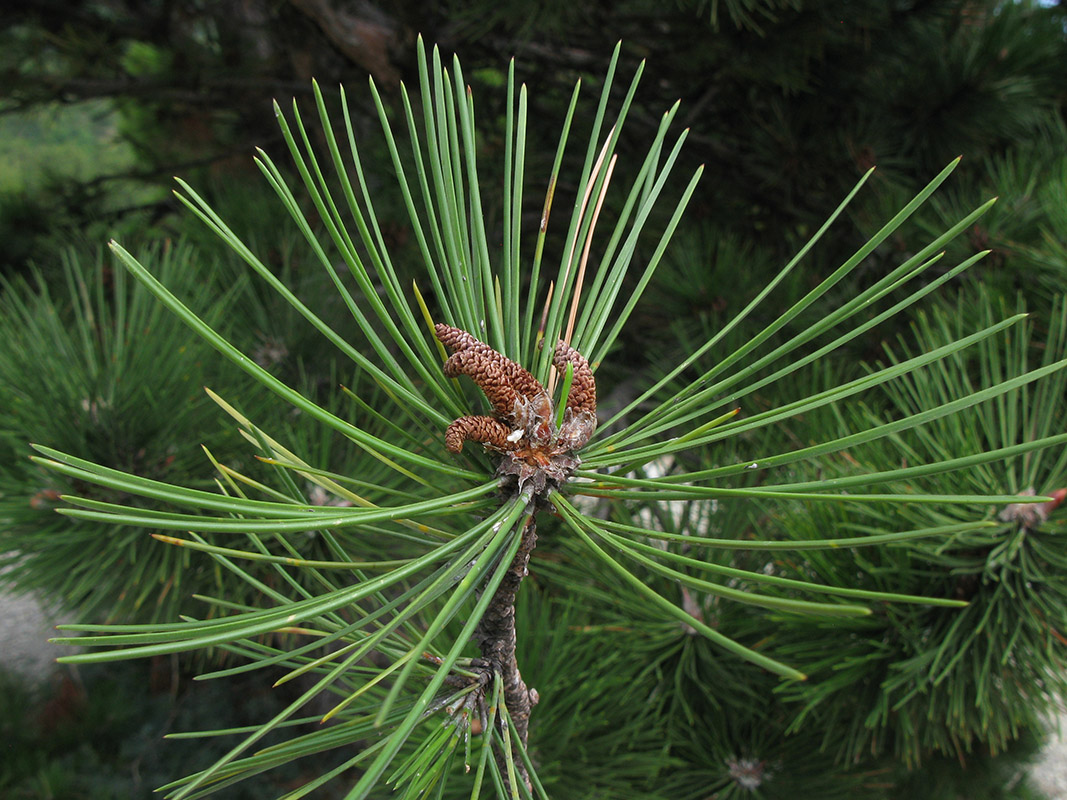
[476, 514, 539, 791]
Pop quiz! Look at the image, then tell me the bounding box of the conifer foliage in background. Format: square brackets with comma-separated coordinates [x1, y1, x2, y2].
[15, 36, 1067, 800]
[0, 243, 250, 622]
[0, 239, 373, 625]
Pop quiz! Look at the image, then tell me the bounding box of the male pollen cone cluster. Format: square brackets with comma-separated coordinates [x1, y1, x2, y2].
[434, 323, 597, 491]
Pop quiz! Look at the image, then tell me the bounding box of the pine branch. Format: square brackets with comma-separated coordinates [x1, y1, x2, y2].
[475, 515, 540, 792]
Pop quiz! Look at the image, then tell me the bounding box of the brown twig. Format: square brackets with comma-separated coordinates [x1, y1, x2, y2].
[475, 515, 540, 792]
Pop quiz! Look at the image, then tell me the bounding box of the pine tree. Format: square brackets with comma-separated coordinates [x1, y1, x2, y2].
[21, 39, 1067, 798]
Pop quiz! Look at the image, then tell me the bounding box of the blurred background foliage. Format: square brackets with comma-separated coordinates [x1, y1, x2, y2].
[2, 0, 1066, 797]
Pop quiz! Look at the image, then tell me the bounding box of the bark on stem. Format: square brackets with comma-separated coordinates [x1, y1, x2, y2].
[476, 515, 539, 791]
